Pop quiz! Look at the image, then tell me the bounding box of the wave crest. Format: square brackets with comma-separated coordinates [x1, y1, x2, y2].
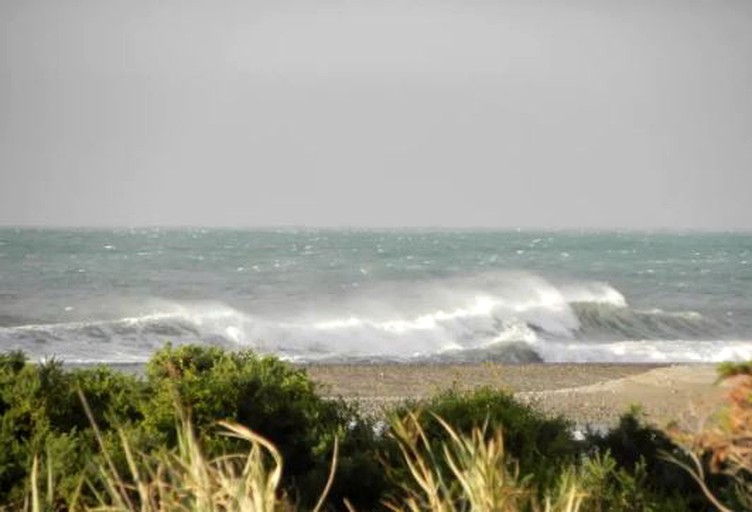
[1, 273, 749, 364]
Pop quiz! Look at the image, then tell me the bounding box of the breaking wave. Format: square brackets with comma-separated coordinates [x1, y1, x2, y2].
[2, 274, 751, 364]
[571, 303, 723, 341]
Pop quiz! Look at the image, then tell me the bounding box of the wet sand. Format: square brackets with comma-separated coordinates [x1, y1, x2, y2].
[304, 363, 726, 427]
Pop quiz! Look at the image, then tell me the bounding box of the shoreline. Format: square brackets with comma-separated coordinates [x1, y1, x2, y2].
[305, 362, 726, 427]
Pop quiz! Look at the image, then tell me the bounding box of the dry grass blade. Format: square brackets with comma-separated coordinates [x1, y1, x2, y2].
[439, 427, 526, 511]
[663, 451, 734, 512]
[22, 398, 342, 512]
[388, 413, 451, 512]
[30, 456, 39, 512]
[311, 436, 338, 512]
[70, 397, 292, 511]
[77, 387, 136, 511]
[539, 470, 586, 512]
[388, 413, 584, 512]
[217, 420, 284, 512]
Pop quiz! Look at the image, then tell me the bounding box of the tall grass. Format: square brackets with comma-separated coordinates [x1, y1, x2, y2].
[27, 411, 586, 512]
[24, 393, 338, 512]
[387, 413, 585, 512]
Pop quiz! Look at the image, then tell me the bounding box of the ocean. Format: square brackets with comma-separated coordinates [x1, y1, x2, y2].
[1, 228, 751, 365]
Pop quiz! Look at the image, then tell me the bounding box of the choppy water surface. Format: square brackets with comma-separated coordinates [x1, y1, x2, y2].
[1, 229, 751, 364]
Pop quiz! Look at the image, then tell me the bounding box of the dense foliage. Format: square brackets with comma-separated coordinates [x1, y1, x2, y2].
[0, 347, 742, 510]
[0, 347, 384, 510]
[386, 390, 702, 511]
[386, 388, 578, 493]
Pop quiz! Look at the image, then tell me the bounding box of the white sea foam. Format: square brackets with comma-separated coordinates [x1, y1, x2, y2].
[533, 339, 752, 363]
[0, 273, 748, 364]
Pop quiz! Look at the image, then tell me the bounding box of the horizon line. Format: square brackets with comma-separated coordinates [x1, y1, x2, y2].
[1, 224, 751, 235]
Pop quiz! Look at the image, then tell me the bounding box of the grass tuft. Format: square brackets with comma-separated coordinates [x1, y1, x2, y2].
[387, 412, 585, 512]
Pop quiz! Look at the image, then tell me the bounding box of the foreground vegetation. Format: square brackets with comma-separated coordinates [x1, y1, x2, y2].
[0, 346, 749, 510]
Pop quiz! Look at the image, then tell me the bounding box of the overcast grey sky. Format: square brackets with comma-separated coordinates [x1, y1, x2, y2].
[1, 0, 751, 229]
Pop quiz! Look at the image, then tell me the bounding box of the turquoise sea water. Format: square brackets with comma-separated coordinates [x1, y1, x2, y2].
[1, 228, 751, 364]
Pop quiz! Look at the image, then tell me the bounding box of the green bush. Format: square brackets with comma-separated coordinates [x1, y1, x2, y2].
[576, 450, 690, 512]
[386, 387, 579, 496]
[0, 346, 386, 510]
[385, 390, 708, 511]
[0, 354, 146, 507]
[0, 347, 738, 511]
[585, 412, 708, 511]
[716, 360, 752, 379]
[141, 344, 385, 510]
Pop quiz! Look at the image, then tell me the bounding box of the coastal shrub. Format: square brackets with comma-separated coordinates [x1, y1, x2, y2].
[386, 387, 578, 495]
[3, 347, 744, 511]
[388, 412, 586, 512]
[0, 356, 87, 505]
[0, 347, 386, 510]
[716, 360, 752, 379]
[386, 390, 700, 511]
[294, 414, 390, 510]
[0, 355, 146, 507]
[24, 416, 317, 512]
[586, 412, 708, 511]
[575, 450, 691, 512]
[141, 344, 386, 509]
[0, 350, 25, 375]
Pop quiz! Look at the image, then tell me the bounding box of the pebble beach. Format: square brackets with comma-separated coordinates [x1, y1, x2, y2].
[305, 363, 726, 428]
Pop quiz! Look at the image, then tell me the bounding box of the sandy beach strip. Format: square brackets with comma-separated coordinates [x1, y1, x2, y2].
[303, 363, 726, 428]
